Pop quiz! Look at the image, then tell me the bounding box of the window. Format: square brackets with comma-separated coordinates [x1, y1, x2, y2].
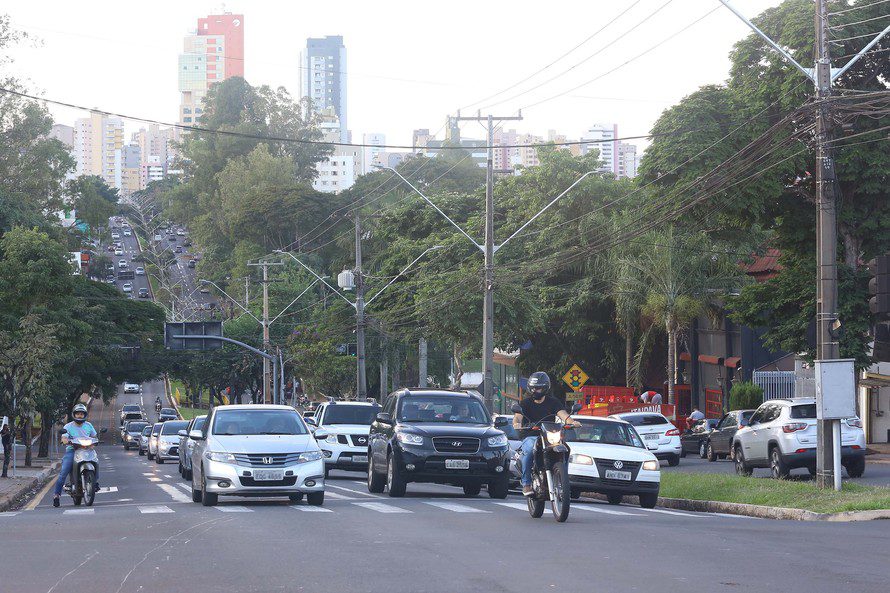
[790, 404, 817, 419]
[566, 419, 644, 448]
[161, 421, 188, 435]
[621, 414, 670, 427]
[719, 414, 736, 430]
[321, 405, 377, 426]
[398, 396, 489, 424]
[183, 117, 192, 123]
[212, 409, 308, 436]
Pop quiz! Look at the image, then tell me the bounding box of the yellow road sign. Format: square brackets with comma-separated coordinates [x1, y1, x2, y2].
[562, 364, 589, 390]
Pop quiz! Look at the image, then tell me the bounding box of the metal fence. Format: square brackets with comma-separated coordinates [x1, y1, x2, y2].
[753, 370, 796, 400]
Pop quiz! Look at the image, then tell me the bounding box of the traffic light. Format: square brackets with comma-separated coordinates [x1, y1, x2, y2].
[867, 254, 890, 318]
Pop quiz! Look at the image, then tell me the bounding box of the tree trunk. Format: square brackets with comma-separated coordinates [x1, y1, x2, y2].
[24, 416, 32, 467]
[452, 344, 465, 388]
[666, 325, 676, 405]
[625, 330, 633, 388]
[839, 225, 860, 270]
[37, 410, 52, 458]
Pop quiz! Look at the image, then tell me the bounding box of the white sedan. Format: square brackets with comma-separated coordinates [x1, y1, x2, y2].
[611, 412, 682, 466]
[566, 416, 661, 508]
[135, 267, 145, 275]
[122, 283, 133, 293]
[114, 249, 123, 256]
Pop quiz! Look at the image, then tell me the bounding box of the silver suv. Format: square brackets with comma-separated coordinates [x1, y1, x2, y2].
[733, 398, 866, 479]
[189, 405, 324, 506]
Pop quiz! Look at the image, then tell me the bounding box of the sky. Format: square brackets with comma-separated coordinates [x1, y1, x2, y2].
[3, 0, 786, 151]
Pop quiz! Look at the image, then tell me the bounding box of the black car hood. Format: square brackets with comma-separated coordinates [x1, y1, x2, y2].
[398, 422, 501, 438]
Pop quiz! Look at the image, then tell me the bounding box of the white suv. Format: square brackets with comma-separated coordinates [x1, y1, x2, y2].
[611, 412, 682, 466]
[308, 400, 379, 476]
[733, 398, 866, 479]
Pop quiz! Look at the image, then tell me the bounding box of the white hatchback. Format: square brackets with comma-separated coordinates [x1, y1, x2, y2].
[567, 416, 661, 508]
[611, 412, 682, 466]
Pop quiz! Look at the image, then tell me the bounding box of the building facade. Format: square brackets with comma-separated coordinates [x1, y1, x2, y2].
[617, 142, 639, 179]
[362, 132, 386, 174]
[301, 35, 347, 143]
[73, 112, 124, 188]
[580, 123, 618, 175]
[312, 108, 361, 193]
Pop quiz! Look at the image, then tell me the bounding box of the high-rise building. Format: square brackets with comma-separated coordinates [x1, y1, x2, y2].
[493, 129, 543, 172]
[120, 144, 142, 196]
[178, 12, 244, 125]
[300, 35, 347, 143]
[617, 142, 639, 179]
[132, 124, 177, 188]
[362, 133, 386, 174]
[412, 129, 432, 153]
[312, 108, 361, 193]
[580, 123, 618, 176]
[73, 111, 124, 188]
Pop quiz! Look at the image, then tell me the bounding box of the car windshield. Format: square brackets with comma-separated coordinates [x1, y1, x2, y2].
[151, 424, 162, 435]
[739, 410, 754, 425]
[161, 421, 188, 435]
[790, 404, 817, 419]
[127, 422, 148, 432]
[142, 427, 152, 436]
[122, 405, 139, 411]
[193, 416, 207, 431]
[322, 405, 377, 425]
[621, 414, 669, 427]
[212, 410, 308, 436]
[398, 397, 489, 424]
[160, 408, 176, 415]
[566, 420, 645, 448]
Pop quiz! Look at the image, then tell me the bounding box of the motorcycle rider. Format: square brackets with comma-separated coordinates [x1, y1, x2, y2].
[512, 372, 575, 497]
[155, 396, 162, 414]
[52, 403, 99, 508]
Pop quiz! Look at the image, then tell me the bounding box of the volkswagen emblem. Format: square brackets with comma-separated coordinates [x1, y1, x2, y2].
[262, 457, 273, 465]
[613, 460, 624, 469]
[452, 441, 462, 447]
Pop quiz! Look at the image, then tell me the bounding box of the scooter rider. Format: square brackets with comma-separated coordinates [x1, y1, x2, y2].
[52, 403, 98, 508]
[513, 372, 575, 497]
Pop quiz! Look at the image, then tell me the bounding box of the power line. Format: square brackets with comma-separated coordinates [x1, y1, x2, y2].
[829, 0, 890, 16]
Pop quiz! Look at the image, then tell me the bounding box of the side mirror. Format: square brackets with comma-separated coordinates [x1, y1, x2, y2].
[304, 417, 317, 427]
[494, 416, 509, 428]
[314, 429, 329, 440]
[510, 404, 523, 415]
[188, 429, 204, 440]
[571, 403, 582, 413]
[100, 428, 108, 434]
[375, 412, 392, 424]
[178, 430, 188, 438]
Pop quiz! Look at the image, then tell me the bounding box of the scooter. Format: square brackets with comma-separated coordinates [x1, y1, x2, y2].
[512, 404, 573, 522]
[63, 428, 106, 507]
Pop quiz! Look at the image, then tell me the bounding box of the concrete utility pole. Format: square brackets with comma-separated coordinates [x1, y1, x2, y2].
[247, 259, 283, 403]
[418, 337, 428, 387]
[452, 111, 523, 411]
[355, 209, 368, 399]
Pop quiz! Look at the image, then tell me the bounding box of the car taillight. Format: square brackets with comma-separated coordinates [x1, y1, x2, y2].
[665, 428, 679, 436]
[845, 418, 862, 428]
[782, 423, 808, 433]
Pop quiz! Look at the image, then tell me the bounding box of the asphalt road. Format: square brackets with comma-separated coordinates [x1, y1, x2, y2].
[3, 393, 889, 593]
[665, 449, 890, 488]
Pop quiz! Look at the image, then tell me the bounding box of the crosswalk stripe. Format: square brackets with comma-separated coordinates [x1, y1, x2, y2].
[157, 483, 191, 503]
[326, 484, 380, 498]
[214, 506, 253, 513]
[573, 504, 640, 516]
[0, 512, 19, 517]
[139, 505, 174, 514]
[97, 487, 119, 494]
[142, 472, 154, 476]
[176, 483, 191, 492]
[423, 502, 491, 513]
[352, 502, 411, 514]
[293, 505, 333, 513]
[493, 502, 529, 511]
[64, 509, 94, 515]
[324, 491, 353, 500]
[635, 507, 703, 517]
[148, 477, 161, 482]
[163, 474, 173, 479]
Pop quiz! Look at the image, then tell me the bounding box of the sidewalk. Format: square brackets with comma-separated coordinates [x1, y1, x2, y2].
[867, 442, 890, 464]
[0, 455, 62, 512]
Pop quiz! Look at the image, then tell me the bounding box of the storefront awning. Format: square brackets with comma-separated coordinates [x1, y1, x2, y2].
[698, 355, 724, 365]
[724, 356, 742, 369]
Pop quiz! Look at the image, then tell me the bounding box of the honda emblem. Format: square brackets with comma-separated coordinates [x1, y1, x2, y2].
[262, 457, 273, 465]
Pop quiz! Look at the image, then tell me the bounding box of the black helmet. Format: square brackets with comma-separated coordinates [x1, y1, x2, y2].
[527, 372, 551, 398]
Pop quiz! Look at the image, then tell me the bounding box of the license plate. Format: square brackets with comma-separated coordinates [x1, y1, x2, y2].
[445, 459, 470, 470]
[252, 469, 284, 481]
[644, 433, 659, 440]
[351, 455, 368, 463]
[604, 469, 632, 480]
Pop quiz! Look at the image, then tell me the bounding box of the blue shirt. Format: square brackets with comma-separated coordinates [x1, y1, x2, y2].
[63, 421, 97, 452]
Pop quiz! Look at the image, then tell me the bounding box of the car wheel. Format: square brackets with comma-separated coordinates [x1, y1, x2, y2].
[707, 441, 717, 462]
[367, 453, 385, 493]
[770, 447, 790, 479]
[307, 491, 324, 506]
[191, 471, 203, 503]
[667, 455, 680, 467]
[178, 461, 183, 475]
[124, 444, 129, 451]
[699, 441, 707, 459]
[183, 466, 192, 481]
[845, 457, 865, 478]
[200, 472, 218, 506]
[606, 492, 623, 505]
[734, 445, 752, 477]
[638, 491, 658, 509]
[386, 453, 406, 498]
[488, 477, 509, 499]
[289, 493, 304, 503]
[462, 483, 482, 497]
[156, 456, 164, 465]
[139, 449, 145, 456]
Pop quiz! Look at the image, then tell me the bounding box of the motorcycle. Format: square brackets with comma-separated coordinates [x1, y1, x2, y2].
[512, 404, 573, 522]
[62, 428, 106, 507]
[155, 401, 162, 416]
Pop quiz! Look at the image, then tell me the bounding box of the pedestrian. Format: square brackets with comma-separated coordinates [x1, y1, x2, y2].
[640, 391, 650, 404]
[1, 423, 11, 478]
[650, 392, 663, 404]
[687, 406, 705, 430]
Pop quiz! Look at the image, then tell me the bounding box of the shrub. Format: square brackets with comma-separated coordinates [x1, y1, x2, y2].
[730, 381, 763, 410]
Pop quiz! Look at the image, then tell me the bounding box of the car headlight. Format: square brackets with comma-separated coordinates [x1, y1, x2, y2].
[396, 432, 424, 446]
[296, 450, 323, 463]
[204, 451, 236, 463]
[569, 454, 593, 465]
[545, 430, 562, 446]
[487, 434, 509, 447]
[325, 434, 339, 445]
[642, 460, 659, 471]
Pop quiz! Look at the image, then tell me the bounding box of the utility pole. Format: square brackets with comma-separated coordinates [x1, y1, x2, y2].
[355, 209, 368, 399]
[452, 111, 523, 411]
[247, 259, 283, 404]
[418, 337, 428, 388]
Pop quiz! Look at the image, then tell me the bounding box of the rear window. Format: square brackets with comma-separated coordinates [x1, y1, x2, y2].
[622, 414, 669, 426]
[160, 408, 176, 415]
[739, 411, 754, 425]
[790, 404, 817, 419]
[122, 405, 140, 411]
[161, 421, 189, 435]
[321, 405, 377, 426]
[127, 422, 148, 432]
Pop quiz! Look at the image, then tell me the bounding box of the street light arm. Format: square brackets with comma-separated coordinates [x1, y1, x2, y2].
[495, 170, 596, 251]
[273, 250, 357, 309]
[199, 279, 262, 324]
[831, 23, 890, 82]
[270, 278, 321, 325]
[376, 166, 482, 251]
[366, 245, 443, 306]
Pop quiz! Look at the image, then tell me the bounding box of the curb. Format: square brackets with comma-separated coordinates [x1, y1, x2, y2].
[582, 492, 890, 521]
[163, 374, 183, 420]
[0, 460, 61, 513]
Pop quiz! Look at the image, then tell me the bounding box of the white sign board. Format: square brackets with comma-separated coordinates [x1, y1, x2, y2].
[815, 359, 856, 420]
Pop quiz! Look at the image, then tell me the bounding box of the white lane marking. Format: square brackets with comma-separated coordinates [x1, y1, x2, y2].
[64, 509, 95, 515]
[423, 502, 490, 513]
[573, 504, 641, 516]
[0, 512, 19, 517]
[493, 502, 529, 511]
[323, 491, 353, 500]
[712, 512, 760, 519]
[325, 484, 380, 498]
[635, 507, 703, 517]
[139, 505, 174, 514]
[352, 502, 411, 514]
[176, 483, 191, 492]
[163, 474, 173, 479]
[215, 506, 253, 513]
[148, 477, 161, 482]
[293, 505, 333, 513]
[142, 473, 154, 476]
[157, 483, 191, 503]
[97, 487, 119, 494]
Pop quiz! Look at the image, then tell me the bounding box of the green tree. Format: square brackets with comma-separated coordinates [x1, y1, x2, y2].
[67, 175, 119, 237]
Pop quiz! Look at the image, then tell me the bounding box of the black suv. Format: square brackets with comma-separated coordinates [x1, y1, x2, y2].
[367, 389, 511, 498]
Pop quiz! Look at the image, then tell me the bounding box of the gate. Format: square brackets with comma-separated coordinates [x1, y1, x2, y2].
[753, 370, 795, 400]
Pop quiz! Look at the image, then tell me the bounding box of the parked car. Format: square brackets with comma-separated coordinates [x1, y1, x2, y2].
[367, 389, 511, 498]
[189, 404, 325, 506]
[733, 398, 866, 479]
[611, 412, 682, 466]
[147, 422, 163, 460]
[138, 287, 149, 298]
[123, 383, 141, 394]
[138, 425, 153, 456]
[705, 409, 755, 461]
[566, 415, 661, 507]
[178, 415, 207, 480]
[111, 232, 120, 240]
[492, 414, 522, 488]
[307, 400, 378, 476]
[122, 421, 149, 450]
[158, 408, 178, 422]
[680, 418, 720, 458]
[154, 420, 188, 464]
